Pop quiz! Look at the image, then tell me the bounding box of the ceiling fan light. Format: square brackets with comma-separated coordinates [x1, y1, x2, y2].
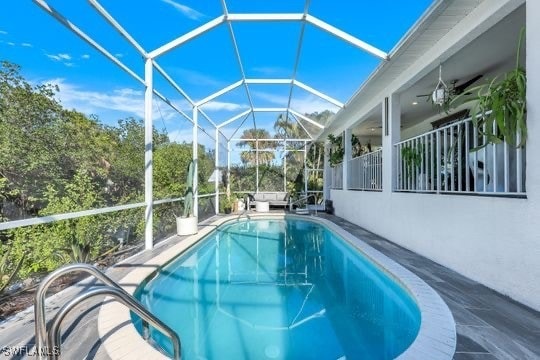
[432, 87, 447, 105]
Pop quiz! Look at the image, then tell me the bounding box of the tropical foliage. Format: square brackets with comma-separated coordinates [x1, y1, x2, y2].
[452, 28, 527, 149]
[0, 62, 215, 291]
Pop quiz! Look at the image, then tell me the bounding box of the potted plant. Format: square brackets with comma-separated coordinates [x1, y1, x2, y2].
[222, 196, 233, 214]
[401, 145, 426, 189]
[176, 160, 198, 236]
[452, 28, 527, 149]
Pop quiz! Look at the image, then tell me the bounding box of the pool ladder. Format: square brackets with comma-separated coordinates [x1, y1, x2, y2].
[34, 263, 181, 360]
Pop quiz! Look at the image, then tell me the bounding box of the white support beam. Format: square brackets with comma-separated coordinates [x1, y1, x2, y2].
[144, 58, 154, 250]
[305, 14, 388, 60]
[226, 13, 304, 22]
[193, 107, 199, 217]
[244, 78, 292, 84]
[218, 109, 252, 128]
[149, 16, 225, 59]
[153, 61, 196, 106]
[88, 0, 147, 57]
[290, 112, 313, 139]
[199, 109, 219, 128]
[33, 0, 144, 85]
[229, 111, 253, 140]
[196, 80, 244, 107]
[227, 141, 231, 197]
[221, 0, 258, 135]
[344, 128, 351, 190]
[285, 0, 311, 135]
[153, 90, 192, 123]
[289, 109, 325, 129]
[294, 80, 345, 108]
[215, 127, 219, 215]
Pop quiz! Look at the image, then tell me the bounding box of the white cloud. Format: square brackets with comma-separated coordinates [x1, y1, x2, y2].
[167, 128, 215, 149]
[46, 53, 76, 67]
[43, 78, 183, 123]
[251, 66, 289, 76]
[161, 0, 205, 21]
[202, 101, 248, 112]
[45, 78, 146, 117]
[252, 90, 340, 114]
[0, 30, 7, 35]
[81, 54, 90, 59]
[47, 54, 61, 61]
[114, 53, 124, 58]
[7, 42, 15, 46]
[21, 42, 33, 47]
[46, 53, 72, 61]
[173, 67, 224, 87]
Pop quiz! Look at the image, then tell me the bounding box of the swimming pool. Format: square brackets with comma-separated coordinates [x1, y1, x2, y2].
[133, 217, 436, 359]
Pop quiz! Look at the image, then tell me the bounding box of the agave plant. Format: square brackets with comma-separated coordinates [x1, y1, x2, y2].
[453, 28, 526, 150]
[182, 160, 194, 218]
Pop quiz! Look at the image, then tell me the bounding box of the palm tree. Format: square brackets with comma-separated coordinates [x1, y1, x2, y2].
[237, 128, 275, 166]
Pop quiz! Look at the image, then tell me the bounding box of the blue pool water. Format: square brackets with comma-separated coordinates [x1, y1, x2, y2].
[134, 219, 421, 359]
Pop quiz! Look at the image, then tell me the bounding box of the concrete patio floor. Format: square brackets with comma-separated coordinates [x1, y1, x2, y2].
[0, 212, 538, 360]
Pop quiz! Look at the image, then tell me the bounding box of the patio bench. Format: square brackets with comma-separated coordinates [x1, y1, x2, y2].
[247, 192, 290, 208]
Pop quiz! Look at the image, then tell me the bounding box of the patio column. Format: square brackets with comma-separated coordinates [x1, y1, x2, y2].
[144, 58, 154, 250]
[343, 128, 352, 190]
[193, 106, 198, 217]
[527, 0, 540, 202]
[382, 94, 401, 193]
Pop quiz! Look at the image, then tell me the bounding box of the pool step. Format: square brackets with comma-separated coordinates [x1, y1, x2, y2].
[296, 208, 310, 215]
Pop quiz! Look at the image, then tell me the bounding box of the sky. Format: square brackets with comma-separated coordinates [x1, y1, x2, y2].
[0, 0, 433, 158]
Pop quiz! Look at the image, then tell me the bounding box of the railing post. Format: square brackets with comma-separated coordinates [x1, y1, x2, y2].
[383, 94, 401, 193]
[144, 58, 154, 250]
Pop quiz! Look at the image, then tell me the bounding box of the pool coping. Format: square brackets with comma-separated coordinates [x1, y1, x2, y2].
[98, 213, 456, 360]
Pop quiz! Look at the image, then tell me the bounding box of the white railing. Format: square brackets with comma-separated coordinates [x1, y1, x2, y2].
[394, 116, 525, 195]
[348, 149, 383, 191]
[331, 163, 343, 189]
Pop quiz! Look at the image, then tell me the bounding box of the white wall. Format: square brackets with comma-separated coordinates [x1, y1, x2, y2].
[331, 190, 540, 311]
[329, 0, 540, 311]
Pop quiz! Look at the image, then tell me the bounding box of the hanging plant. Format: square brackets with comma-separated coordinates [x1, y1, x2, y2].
[327, 134, 344, 167]
[452, 28, 526, 150]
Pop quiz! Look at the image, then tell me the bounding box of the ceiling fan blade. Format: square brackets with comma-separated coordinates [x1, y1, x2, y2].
[416, 94, 431, 98]
[455, 74, 483, 94]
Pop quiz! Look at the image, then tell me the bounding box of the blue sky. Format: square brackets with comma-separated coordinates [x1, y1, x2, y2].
[1, 0, 433, 155]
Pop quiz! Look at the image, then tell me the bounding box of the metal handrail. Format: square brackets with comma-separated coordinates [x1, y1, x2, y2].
[48, 286, 181, 360]
[34, 263, 180, 360]
[289, 194, 318, 216]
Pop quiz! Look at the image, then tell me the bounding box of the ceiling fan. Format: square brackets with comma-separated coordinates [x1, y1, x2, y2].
[416, 65, 483, 102]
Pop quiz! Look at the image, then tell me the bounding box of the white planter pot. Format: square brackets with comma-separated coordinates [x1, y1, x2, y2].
[176, 216, 198, 236]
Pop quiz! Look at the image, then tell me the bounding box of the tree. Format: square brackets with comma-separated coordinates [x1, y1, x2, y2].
[237, 128, 275, 166]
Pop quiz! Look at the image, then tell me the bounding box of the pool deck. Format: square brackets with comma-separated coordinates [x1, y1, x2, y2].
[0, 212, 539, 359]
